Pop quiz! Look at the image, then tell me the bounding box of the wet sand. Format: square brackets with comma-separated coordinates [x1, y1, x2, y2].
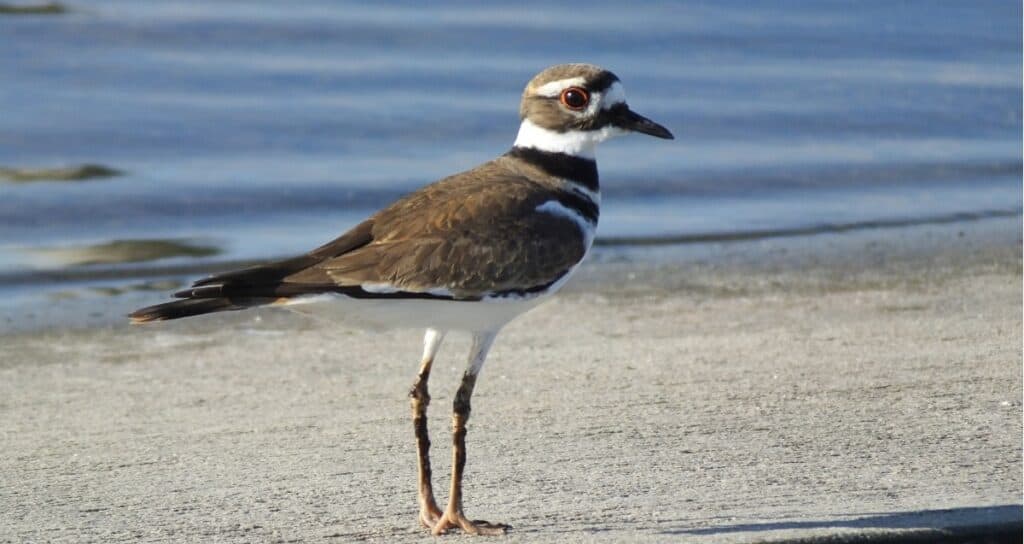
[1, 218, 1021, 542]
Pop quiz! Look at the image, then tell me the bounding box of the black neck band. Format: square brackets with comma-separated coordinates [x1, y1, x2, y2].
[507, 146, 599, 192]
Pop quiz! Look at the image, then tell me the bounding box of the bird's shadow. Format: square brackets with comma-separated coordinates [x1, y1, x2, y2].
[658, 504, 1021, 541]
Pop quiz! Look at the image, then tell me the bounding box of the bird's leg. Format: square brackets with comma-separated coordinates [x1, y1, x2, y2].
[410, 328, 444, 529]
[432, 332, 510, 536]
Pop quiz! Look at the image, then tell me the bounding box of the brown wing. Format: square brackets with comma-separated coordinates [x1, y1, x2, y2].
[282, 159, 588, 298]
[173, 157, 589, 302]
[176, 219, 375, 298]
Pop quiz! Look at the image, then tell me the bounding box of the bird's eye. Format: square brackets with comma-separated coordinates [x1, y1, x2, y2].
[559, 87, 590, 110]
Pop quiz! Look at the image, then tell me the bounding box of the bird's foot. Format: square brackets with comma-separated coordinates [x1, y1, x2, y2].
[418, 504, 443, 529]
[430, 510, 510, 536]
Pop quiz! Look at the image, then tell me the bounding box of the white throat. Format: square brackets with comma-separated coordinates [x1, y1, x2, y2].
[512, 119, 621, 159]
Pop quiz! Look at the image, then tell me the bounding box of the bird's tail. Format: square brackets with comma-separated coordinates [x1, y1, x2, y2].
[129, 297, 260, 324]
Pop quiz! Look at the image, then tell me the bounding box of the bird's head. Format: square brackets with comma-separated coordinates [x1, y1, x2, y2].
[513, 63, 673, 158]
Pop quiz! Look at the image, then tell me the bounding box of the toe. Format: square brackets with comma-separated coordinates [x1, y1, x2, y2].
[472, 523, 509, 535]
[419, 509, 442, 529]
[430, 511, 510, 536]
[430, 519, 454, 536]
[461, 518, 510, 536]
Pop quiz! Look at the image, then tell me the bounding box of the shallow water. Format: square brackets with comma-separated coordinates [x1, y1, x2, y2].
[0, 1, 1021, 328]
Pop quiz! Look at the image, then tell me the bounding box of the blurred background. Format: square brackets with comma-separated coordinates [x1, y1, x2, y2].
[0, 0, 1020, 331]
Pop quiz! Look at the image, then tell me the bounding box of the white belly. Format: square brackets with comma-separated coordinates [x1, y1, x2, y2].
[277, 293, 548, 332]
[275, 253, 588, 332]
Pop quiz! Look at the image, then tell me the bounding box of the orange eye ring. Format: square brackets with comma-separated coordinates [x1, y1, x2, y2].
[559, 87, 590, 110]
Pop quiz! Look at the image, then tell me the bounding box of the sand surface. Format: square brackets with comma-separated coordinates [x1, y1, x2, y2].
[2, 219, 1022, 542]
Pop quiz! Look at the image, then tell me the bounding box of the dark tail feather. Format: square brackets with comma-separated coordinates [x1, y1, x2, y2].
[130, 297, 254, 324]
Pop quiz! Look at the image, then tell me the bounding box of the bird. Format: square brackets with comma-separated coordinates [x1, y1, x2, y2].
[130, 63, 673, 536]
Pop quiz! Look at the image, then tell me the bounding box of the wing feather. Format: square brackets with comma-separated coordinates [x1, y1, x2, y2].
[178, 157, 590, 301]
[284, 161, 589, 297]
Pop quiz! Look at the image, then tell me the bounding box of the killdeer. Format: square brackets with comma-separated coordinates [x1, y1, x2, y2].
[131, 63, 673, 536]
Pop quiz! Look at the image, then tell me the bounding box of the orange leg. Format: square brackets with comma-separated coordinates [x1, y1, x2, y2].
[410, 329, 444, 528]
[432, 332, 510, 536]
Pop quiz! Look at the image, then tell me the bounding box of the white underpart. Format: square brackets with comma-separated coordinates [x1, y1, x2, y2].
[359, 282, 400, 294]
[361, 282, 453, 297]
[513, 119, 623, 159]
[278, 293, 545, 331]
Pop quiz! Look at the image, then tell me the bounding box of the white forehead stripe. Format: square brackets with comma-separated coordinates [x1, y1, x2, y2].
[534, 77, 587, 97]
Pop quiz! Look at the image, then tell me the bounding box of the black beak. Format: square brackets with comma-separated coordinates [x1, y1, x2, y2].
[612, 106, 674, 139]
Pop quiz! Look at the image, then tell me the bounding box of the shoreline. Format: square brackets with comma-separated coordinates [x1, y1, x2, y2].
[2, 213, 1020, 542]
[0, 207, 1017, 287]
[1, 213, 1020, 336]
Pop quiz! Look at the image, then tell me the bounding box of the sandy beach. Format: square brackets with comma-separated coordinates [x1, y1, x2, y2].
[2, 217, 1021, 543]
